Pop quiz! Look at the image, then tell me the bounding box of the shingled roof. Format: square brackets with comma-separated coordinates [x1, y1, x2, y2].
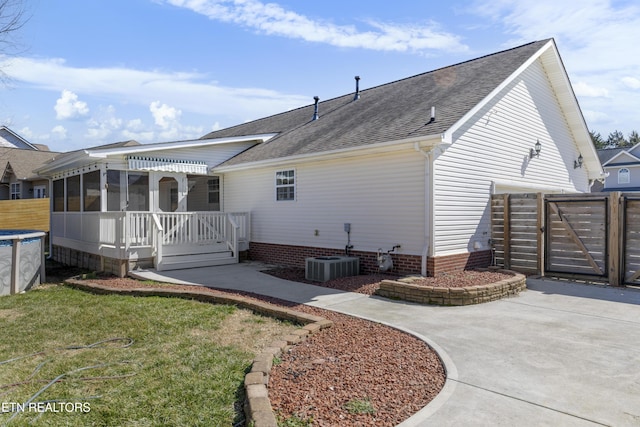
[0, 147, 60, 181]
[203, 39, 551, 168]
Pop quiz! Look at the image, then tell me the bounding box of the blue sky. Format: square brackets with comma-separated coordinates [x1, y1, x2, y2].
[1, 0, 639, 152]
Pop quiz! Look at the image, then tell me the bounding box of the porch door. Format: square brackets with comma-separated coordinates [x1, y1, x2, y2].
[152, 172, 187, 213]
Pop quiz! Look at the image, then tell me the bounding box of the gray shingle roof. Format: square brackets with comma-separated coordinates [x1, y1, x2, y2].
[203, 39, 551, 167]
[597, 148, 625, 164]
[0, 147, 60, 181]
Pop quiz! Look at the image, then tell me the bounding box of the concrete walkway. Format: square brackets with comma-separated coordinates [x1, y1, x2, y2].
[131, 263, 640, 426]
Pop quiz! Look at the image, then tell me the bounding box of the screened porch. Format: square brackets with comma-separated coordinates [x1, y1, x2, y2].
[49, 164, 249, 271]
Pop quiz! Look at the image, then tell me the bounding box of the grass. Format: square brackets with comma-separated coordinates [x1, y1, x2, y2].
[277, 413, 314, 427]
[0, 284, 297, 426]
[344, 397, 376, 415]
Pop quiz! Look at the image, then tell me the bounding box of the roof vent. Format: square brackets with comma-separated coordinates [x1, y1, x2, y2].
[312, 96, 320, 121]
[354, 76, 361, 101]
[429, 106, 436, 123]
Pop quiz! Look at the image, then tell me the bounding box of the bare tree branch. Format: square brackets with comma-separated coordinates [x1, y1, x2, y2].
[0, 0, 28, 84]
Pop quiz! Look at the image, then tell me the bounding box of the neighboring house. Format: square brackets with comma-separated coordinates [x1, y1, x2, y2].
[36, 38, 603, 277]
[0, 127, 59, 200]
[595, 145, 640, 191]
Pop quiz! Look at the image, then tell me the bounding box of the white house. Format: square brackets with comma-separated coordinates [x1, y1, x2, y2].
[36, 38, 603, 277]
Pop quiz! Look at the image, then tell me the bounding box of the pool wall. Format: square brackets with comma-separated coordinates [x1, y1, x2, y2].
[0, 230, 46, 296]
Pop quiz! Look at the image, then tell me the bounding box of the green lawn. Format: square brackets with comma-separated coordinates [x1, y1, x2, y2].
[0, 284, 294, 426]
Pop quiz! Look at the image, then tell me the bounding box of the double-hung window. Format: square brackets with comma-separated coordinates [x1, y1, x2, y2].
[10, 183, 20, 199]
[275, 170, 295, 201]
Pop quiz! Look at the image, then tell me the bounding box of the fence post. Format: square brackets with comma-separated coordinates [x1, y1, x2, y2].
[536, 193, 545, 276]
[608, 192, 622, 287]
[11, 239, 20, 295]
[503, 193, 511, 270]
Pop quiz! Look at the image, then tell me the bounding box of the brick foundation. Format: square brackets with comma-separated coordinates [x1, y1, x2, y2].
[52, 242, 493, 278]
[248, 242, 492, 276]
[427, 250, 493, 277]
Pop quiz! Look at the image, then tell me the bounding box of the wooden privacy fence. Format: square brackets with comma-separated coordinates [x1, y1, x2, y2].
[0, 198, 50, 232]
[491, 192, 639, 287]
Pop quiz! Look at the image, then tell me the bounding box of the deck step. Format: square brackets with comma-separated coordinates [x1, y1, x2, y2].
[158, 251, 236, 271]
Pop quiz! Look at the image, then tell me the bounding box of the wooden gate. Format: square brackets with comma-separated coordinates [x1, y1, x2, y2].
[623, 196, 640, 286]
[491, 192, 630, 287]
[544, 195, 608, 279]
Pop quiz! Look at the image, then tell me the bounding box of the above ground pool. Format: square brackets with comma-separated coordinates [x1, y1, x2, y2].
[0, 230, 46, 296]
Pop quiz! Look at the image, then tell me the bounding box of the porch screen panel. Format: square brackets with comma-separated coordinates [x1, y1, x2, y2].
[53, 179, 64, 212]
[107, 170, 122, 211]
[67, 175, 80, 212]
[187, 175, 220, 211]
[83, 170, 100, 212]
[127, 172, 149, 211]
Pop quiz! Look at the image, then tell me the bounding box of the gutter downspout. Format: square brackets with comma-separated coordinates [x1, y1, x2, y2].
[414, 139, 450, 276]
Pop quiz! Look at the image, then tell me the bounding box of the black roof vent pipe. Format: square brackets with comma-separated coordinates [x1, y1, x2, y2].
[312, 96, 320, 121]
[354, 76, 361, 101]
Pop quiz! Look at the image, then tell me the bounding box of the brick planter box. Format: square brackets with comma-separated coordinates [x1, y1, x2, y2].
[375, 270, 526, 306]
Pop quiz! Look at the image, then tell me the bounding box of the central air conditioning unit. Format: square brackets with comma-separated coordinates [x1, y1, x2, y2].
[305, 256, 360, 282]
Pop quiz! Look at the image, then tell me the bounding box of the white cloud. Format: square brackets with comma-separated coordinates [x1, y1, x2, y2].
[18, 127, 33, 139]
[150, 101, 182, 130]
[622, 77, 640, 90]
[126, 118, 145, 131]
[54, 89, 89, 120]
[85, 105, 124, 142]
[120, 119, 154, 142]
[573, 81, 610, 98]
[1, 56, 309, 121]
[582, 110, 610, 125]
[51, 125, 67, 139]
[163, 0, 468, 53]
[469, 0, 640, 73]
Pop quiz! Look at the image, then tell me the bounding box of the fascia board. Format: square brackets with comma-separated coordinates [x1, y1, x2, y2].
[213, 134, 443, 173]
[603, 150, 640, 166]
[87, 134, 278, 158]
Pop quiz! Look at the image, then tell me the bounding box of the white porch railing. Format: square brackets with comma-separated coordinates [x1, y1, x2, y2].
[51, 211, 249, 262]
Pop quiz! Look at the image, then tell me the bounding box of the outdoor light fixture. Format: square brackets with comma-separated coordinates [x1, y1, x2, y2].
[574, 154, 583, 169]
[530, 139, 542, 159]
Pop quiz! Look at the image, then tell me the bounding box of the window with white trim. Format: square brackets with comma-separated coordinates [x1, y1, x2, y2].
[10, 183, 20, 199]
[208, 177, 220, 205]
[275, 170, 295, 201]
[618, 168, 630, 185]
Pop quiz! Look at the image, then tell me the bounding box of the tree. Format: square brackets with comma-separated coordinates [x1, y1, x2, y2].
[0, 0, 28, 83]
[590, 130, 607, 149]
[629, 130, 640, 147]
[606, 130, 629, 148]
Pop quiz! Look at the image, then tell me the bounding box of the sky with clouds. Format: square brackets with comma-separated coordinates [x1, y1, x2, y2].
[0, 0, 638, 152]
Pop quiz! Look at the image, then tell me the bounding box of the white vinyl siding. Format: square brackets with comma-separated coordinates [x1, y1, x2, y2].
[224, 149, 426, 255]
[433, 58, 586, 256]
